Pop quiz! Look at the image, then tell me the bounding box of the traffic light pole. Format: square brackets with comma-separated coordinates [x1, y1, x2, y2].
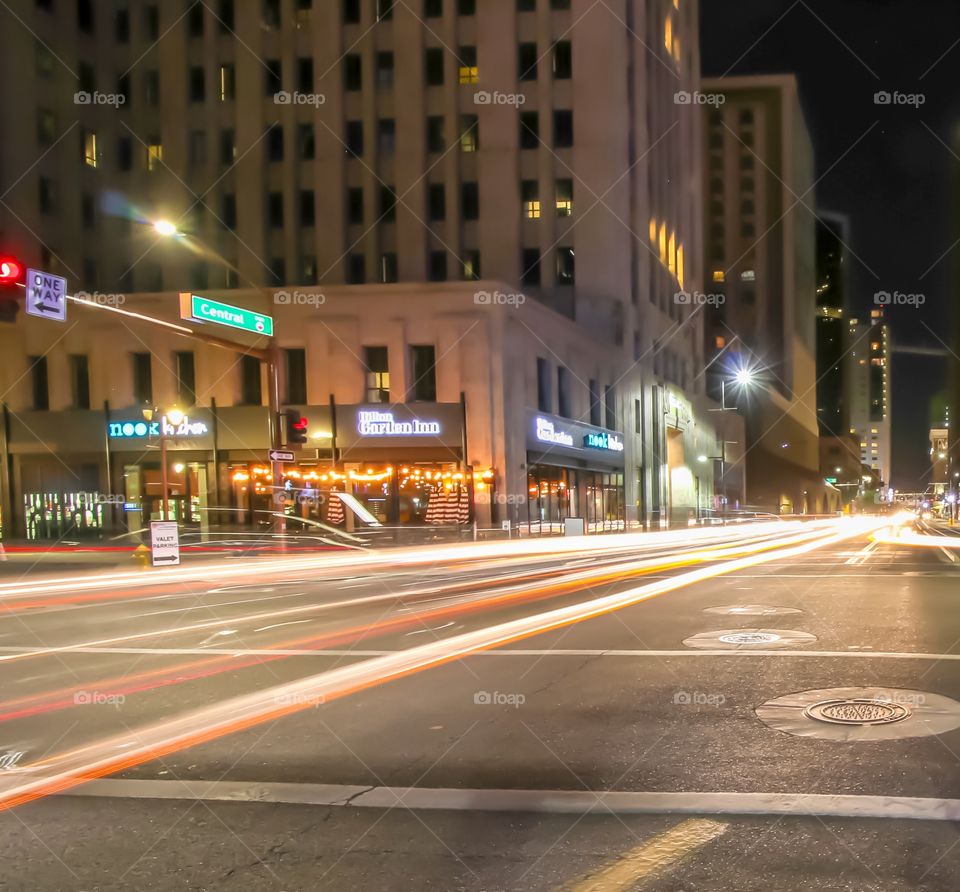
[267, 344, 286, 538]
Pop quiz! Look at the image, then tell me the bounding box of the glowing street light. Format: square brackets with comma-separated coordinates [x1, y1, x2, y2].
[142, 404, 185, 520]
[734, 367, 756, 387]
[153, 220, 179, 238]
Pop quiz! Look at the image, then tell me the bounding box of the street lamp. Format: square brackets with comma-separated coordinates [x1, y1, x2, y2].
[698, 441, 737, 525]
[153, 220, 179, 238]
[142, 404, 184, 521]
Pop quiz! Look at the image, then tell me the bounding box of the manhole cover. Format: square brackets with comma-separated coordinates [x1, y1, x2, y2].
[683, 629, 817, 650]
[804, 699, 911, 726]
[718, 632, 782, 645]
[755, 687, 960, 740]
[704, 605, 803, 616]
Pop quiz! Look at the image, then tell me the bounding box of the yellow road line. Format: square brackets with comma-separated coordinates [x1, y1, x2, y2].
[564, 818, 728, 891]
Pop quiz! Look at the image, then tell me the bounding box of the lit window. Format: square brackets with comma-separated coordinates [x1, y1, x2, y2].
[83, 131, 97, 168]
[677, 244, 684, 288]
[658, 223, 667, 265]
[740, 269, 755, 281]
[664, 16, 672, 52]
[649, 217, 657, 244]
[715, 336, 726, 349]
[460, 114, 479, 152]
[458, 46, 478, 84]
[667, 232, 676, 275]
[147, 142, 163, 171]
[712, 269, 726, 283]
[219, 64, 235, 101]
[555, 179, 573, 216]
[673, 38, 681, 63]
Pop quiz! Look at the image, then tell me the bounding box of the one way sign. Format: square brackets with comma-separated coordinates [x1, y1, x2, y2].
[25, 268, 67, 322]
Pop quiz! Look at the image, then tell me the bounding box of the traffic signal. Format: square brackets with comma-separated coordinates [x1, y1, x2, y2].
[0, 256, 23, 323]
[284, 409, 309, 446]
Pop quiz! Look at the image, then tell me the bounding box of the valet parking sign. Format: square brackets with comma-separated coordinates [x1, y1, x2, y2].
[149, 521, 180, 567]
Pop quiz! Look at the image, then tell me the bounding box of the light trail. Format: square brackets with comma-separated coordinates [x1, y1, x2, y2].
[0, 517, 882, 810]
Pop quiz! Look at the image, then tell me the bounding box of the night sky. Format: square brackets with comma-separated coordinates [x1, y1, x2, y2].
[701, 0, 960, 491]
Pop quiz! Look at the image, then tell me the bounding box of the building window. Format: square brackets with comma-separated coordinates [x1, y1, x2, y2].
[553, 40, 572, 78]
[132, 353, 153, 405]
[520, 111, 539, 149]
[347, 254, 366, 283]
[268, 192, 284, 227]
[219, 0, 234, 29]
[300, 190, 315, 226]
[346, 120, 364, 157]
[428, 251, 447, 282]
[81, 193, 95, 227]
[234, 355, 260, 405]
[376, 51, 394, 88]
[271, 257, 286, 285]
[410, 345, 437, 401]
[145, 5, 159, 39]
[381, 253, 398, 283]
[69, 355, 91, 409]
[298, 57, 314, 93]
[286, 348, 307, 404]
[348, 187, 364, 225]
[267, 125, 284, 161]
[461, 182, 479, 220]
[263, 0, 280, 27]
[220, 128, 236, 164]
[460, 114, 479, 152]
[188, 130, 207, 167]
[458, 0, 475, 14]
[555, 179, 573, 216]
[298, 123, 315, 159]
[425, 47, 444, 85]
[604, 384, 617, 430]
[518, 42, 537, 81]
[537, 358, 552, 413]
[380, 185, 397, 222]
[343, 0, 360, 24]
[37, 109, 56, 146]
[77, 0, 94, 31]
[345, 54, 362, 90]
[554, 110, 573, 147]
[187, 0, 204, 35]
[428, 183, 446, 221]
[522, 248, 541, 286]
[425, 0, 442, 16]
[221, 193, 236, 230]
[462, 251, 481, 280]
[458, 46, 478, 84]
[557, 367, 571, 418]
[376, 0, 394, 21]
[522, 180, 540, 219]
[82, 130, 97, 167]
[29, 356, 49, 410]
[556, 247, 575, 285]
[426, 116, 445, 152]
[589, 380, 601, 426]
[38, 177, 57, 214]
[146, 140, 163, 171]
[365, 347, 390, 402]
[175, 351, 196, 404]
[265, 60, 282, 97]
[378, 118, 396, 153]
[189, 66, 205, 102]
[219, 64, 235, 101]
[115, 8, 130, 41]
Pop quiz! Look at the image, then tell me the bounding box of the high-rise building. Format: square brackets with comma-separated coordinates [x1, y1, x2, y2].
[0, 0, 725, 534]
[815, 212, 849, 436]
[847, 309, 892, 487]
[701, 74, 827, 513]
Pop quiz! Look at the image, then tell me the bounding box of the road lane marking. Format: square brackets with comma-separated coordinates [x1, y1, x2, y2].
[844, 541, 880, 565]
[563, 818, 727, 891]
[2, 646, 960, 660]
[56, 780, 960, 822]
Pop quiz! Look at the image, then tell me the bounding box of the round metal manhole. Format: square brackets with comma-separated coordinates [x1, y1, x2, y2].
[683, 629, 817, 650]
[718, 631, 782, 645]
[704, 605, 803, 617]
[804, 699, 911, 726]
[756, 687, 960, 741]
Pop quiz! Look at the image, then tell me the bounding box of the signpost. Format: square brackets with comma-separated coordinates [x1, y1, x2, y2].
[25, 268, 67, 322]
[150, 521, 181, 567]
[179, 293, 274, 336]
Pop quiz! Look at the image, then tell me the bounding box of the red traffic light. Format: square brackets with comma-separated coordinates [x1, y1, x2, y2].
[284, 409, 309, 446]
[0, 257, 23, 285]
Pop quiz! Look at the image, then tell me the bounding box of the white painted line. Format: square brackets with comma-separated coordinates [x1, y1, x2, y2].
[1, 646, 958, 661]
[58, 779, 960, 822]
[844, 541, 879, 566]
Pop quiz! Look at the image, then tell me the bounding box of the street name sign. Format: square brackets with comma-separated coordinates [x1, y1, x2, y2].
[25, 268, 67, 321]
[179, 293, 274, 336]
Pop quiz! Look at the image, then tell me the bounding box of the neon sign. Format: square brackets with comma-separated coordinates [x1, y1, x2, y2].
[357, 410, 441, 436]
[535, 417, 574, 447]
[583, 431, 624, 452]
[108, 415, 209, 439]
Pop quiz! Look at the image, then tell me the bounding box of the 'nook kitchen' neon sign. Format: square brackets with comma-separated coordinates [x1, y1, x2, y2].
[357, 410, 441, 436]
[108, 415, 210, 439]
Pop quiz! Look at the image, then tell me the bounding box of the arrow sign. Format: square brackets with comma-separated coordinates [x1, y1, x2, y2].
[25, 269, 67, 322]
[269, 449, 296, 463]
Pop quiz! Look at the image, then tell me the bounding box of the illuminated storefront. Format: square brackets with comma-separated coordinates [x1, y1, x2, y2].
[525, 412, 626, 532]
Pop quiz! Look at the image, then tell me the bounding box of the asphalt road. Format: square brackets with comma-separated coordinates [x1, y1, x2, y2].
[3, 516, 960, 890]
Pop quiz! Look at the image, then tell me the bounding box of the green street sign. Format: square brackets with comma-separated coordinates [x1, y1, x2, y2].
[180, 293, 274, 337]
